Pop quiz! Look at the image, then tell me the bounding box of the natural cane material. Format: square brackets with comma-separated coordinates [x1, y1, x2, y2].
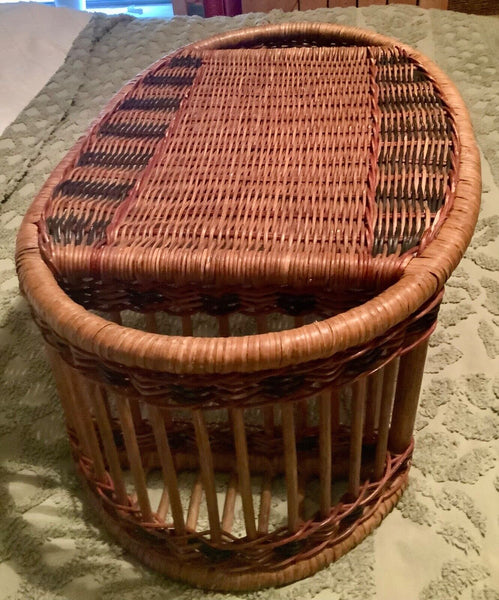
[16, 23, 481, 591]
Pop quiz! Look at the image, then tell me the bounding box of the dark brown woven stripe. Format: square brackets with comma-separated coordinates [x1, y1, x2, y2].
[59, 278, 379, 314]
[372, 48, 454, 257]
[372, 218, 425, 256]
[99, 122, 168, 138]
[55, 179, 133, 201]
[376, 178, 447, 213]
[144, 74, 195, 87]
[170, 55, 203, 68]
[119, 97, 181, 111]
[42, 49, 204, 250]
[380, 113, 451, 139]
[46, 215, 111, 245]
[77, 151, 154, 168]
[378, 85, 443, 107]
[376, 69, 427, 84]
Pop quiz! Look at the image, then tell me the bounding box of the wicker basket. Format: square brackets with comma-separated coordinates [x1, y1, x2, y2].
[16, 23, 481, 591]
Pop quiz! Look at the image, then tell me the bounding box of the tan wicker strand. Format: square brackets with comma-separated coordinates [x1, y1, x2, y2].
[115, 397, 153, 522]
[231, 408, 258, 539]
[221, 473, 238, 533]
[186, 474, 203, 532]
[45, 345, 77, 434]
[87, 383, 129, 505]
[192, 410, 222, 541]
[281, 403, 300, 533]
[318, 390, 332, 517]
[128, 397, 144, 432]
[347, 378, 366, 498]
[71, 375, 108, 483]
[373, 358, 399, 480]
[256, 315, 276, 436]
[148, 406, 186, 534]
[156, 487, 170, 522]
[365, 369, 383, 439]
[257, 471, 273, 535]
[63, 366, 107, 481]
[388, 337, 429, 453]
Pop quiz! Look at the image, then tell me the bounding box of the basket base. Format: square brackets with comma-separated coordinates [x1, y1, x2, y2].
[79, 468, 408, 591]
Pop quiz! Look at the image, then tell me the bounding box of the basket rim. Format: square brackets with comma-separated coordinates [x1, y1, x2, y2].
[15, 22, 481, 375]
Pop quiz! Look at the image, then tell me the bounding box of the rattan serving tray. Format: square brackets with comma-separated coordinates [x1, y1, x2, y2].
[16, 23, 481, 591]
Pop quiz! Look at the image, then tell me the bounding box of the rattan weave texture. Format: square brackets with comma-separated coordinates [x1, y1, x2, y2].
[40, 43, 455, 292]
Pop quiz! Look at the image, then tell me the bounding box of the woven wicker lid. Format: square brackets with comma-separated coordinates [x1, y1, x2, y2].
[37, 24, 460, 291]
[16, 23, 481, 374]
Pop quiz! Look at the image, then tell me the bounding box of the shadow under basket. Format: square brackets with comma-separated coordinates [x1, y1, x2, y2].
[16, 22, 481, 591]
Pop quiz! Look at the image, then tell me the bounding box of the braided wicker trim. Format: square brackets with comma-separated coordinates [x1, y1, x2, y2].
[33, 289, 440, 408]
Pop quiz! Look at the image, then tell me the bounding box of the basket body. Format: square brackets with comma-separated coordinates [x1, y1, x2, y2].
[16, 23, 480, 591]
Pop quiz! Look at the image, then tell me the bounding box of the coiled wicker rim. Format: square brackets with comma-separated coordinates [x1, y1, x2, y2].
[15, 22, 481, 375]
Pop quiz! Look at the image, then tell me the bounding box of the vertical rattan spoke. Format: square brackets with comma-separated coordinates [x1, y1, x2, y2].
[75, 385, 108, 482]
[88, 383, 129, 504]
[374, 359, 399, 479]
[65, 368, 107, 482]
[145, 312, 158, 333]
[389, 339, 429, 454]
[149, 405, 186, 534]
[182, 315, 193, 337]
[192, 410, 221, 541]
[256, 315, 275, 436]
[109, 311, 122, 325]
[230, 407, 257, 539]
[257, 471, 273, 535]
[281, 403, 300, 533]
[331, 388, 340, 433]
[61, 367, 92, 457]
[128, 397, 143, 431]
[348, 378, 366, 498]
[218, 315, 230, 337]
[294, 316, 308, 439]
[186, 473, 203, 531]
[101, 387, 115, 423]
[365, 369, 383, 439]
[45, 345, 76, 431]
[156, 487, 170, 522]
[116, 396, 153, 522]
[221, 473, 238, 533]
[319, 389, 332, 517]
